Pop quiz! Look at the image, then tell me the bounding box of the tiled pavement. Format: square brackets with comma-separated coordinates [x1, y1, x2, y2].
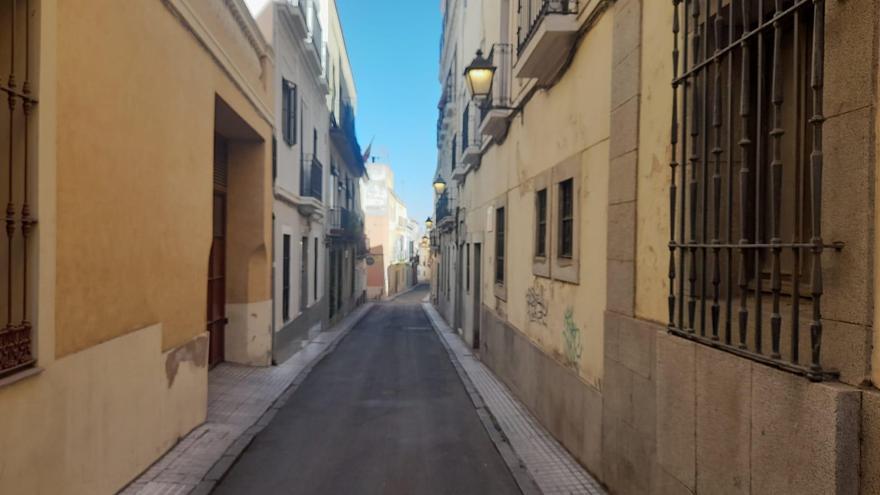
[422, 303, 607, 495]
[119, 303, 374, 495]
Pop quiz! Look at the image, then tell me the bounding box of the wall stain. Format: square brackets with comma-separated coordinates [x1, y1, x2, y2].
[562, 307, 583, 370]
[526, 285, 549, 326]
[165, 335, 208, 388]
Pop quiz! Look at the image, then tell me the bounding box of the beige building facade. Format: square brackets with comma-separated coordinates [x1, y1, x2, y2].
[0, 0, 274, 493]
[363, 162, 418, 299]
[434, 0, 880, 493]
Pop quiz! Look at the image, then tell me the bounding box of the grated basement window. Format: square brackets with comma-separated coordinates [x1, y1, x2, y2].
[1, 0, 37, 378]
[667, 0, 838, 380]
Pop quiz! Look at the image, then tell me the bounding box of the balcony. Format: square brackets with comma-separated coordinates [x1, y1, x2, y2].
[298, 153, 323, 216]
[280, 0, 308, 39]
[479, 44, 514, 141]
[435, 192, 452, 224]
[330, 100, 366, 175]
[515, 0, 580, 86]
[459, 101, 481, 170]
[304, 0, 324, 78]
[327, 207, 364, 240]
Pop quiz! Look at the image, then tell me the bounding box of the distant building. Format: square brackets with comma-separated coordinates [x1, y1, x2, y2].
[255, 0, 366, 363]
[362, 162, 418, 298]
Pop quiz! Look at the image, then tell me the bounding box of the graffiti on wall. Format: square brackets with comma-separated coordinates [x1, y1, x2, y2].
[526, 285, 548, 326]
[562, 307, 582, 369]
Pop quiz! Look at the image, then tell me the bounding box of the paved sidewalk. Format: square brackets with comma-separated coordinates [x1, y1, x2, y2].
[119, 303, 374, 495]
[422, 303, 606, 495]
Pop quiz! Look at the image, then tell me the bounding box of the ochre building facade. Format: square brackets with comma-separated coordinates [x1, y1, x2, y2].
[0, 0, 274, 492]
[433, 0, 880, 493]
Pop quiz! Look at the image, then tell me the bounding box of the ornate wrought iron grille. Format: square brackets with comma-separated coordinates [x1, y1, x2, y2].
[1, 0, 37, 377]
[667, 0, 836, 380]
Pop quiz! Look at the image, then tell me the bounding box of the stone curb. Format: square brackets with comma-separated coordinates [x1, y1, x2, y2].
[421, 303, 542, 495]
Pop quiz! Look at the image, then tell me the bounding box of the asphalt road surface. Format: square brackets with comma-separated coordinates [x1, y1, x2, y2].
[212, 286, 521, 495]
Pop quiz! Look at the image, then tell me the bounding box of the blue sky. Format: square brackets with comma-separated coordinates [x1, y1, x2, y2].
[247, 0, 441, 224]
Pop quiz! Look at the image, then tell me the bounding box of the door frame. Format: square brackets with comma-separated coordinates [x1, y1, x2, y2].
[208, 134, 229, 367]
[473, 243, 482, 350]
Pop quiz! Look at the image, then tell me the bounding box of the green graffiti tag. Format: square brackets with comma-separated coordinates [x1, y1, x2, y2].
[562, 307, 582, 369]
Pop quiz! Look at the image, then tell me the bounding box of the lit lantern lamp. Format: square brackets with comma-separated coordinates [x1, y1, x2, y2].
[425, 217, 434, 230]
[464, 49, 496, 100]
[432, 176, 447, 195]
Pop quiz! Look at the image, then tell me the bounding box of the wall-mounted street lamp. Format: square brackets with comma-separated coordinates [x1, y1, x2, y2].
[425, 217, 434, 230]
[464, 49, 496, 100]
[432, 176, 447, 195]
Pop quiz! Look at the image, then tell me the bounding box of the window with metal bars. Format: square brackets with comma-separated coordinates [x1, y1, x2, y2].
[462, 104, 470, 152]
[301, 236, 309, 310]
[1, 0, 37, 378]
[314, 237, 319, 302]
[281, 80, 297, 146]
[282, 234, 291, 322]
[535, 189, 548, 258]
[667, 0, 834, 380]
[466, 243, 471, 292]
[495, 207, 505, 285]
[558, 179, 574, 259]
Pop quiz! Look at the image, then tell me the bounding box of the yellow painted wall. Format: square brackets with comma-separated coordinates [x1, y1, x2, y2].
[634, 0, 673, 324]
[0, 0, 273, 493]
[465, 12, 613, 388]
[0, 325, 207, 495]
[55, 0, 272, 356]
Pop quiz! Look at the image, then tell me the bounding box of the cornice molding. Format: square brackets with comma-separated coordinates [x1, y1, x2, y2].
[162, 0, 274, 127]
[224, 0, 272, 58]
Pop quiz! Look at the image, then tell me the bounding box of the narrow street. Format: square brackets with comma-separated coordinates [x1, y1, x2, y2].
[212, 286, 521, 495]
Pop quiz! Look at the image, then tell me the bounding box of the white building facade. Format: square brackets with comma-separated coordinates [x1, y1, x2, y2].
[256, 0, 365, 362]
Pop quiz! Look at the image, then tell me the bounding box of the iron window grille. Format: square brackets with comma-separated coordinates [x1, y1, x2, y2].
[462, 104, 470, 153]
[495, 207, 506, 284]
[313, 237, 319, 301]
[558, 179, 574, 259]
[1, 0, 37, 378]
[282, 234, 291, 322]
[536, 188, 548, 257]
[300, 237, 309, 310]
[667, 0, 836, 380]
[281, 80, 297, 146]
[466, 243, 471, 292]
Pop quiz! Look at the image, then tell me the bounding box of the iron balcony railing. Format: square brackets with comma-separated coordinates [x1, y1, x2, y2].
[480, 44, 513, 120]
[332, 99, 362, 164]
[462, 101, 481, 153]
[517, 0, 579, 55]
[435, 192, 451, 223]
[301, 154, 323, 201]
[667, 0, 834, 380]
[328, 207, 363, 237]
[1, 0, 37, 378]
[288, 0, 305, 21]
[307, 0, 323, 62]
